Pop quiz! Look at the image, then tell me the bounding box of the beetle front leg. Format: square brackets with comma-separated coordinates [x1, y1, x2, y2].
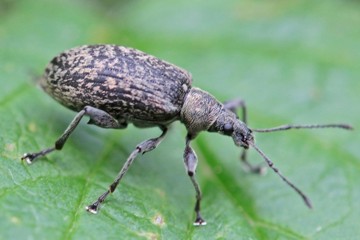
[223, 99, 265, 174]
[86, 126, 168, 214]
[184, 134, 206, 226]
[22, 106, 126, 164]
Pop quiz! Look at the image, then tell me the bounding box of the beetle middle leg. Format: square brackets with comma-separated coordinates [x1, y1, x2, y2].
[22, 106, 126, 164]
[183, 134, 206, 226]
[223, 99, 265, 174]
[86, 126, 168, 214]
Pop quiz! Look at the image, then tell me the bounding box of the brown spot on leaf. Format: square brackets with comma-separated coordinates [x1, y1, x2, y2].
[152, 213, 165, 227]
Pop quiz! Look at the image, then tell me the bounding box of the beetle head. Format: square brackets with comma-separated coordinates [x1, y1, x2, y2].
[208, 109, 254, 148]
[231, 120, 254, 149]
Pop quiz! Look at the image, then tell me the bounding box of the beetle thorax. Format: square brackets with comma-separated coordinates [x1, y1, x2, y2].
[180, 87, 223, 136]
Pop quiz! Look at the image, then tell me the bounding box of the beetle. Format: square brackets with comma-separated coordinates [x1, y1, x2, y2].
[22, 44, 352, 226]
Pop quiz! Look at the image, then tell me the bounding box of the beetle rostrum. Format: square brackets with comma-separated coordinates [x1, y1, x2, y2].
[22, 44, 353, 226]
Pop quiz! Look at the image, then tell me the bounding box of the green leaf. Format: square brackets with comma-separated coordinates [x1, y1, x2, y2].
[1, 0, 359, 239]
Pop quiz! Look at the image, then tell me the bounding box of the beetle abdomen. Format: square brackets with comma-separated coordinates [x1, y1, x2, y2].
[40, 45, 192, 124]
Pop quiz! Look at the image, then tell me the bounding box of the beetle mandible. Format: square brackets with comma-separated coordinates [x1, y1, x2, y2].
[22, 44, 352, 226]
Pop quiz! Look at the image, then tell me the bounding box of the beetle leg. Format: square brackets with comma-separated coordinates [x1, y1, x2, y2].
[184, 134, 206, 226]
[223, 98, 247, 124]
[86, 126, 168, 214]
[85, 106, 127, 129]
[21, 106, 126, 164]
[223, 99, 266, 174]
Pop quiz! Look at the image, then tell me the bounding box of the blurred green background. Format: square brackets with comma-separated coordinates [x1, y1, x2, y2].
[0, 0, 359, 239]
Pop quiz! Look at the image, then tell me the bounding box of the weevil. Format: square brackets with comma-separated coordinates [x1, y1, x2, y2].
[22, 44, 352, 226]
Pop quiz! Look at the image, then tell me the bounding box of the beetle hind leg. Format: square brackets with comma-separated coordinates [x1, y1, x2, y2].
[85, 106, 127, 129]
[22, 106, 126, 164]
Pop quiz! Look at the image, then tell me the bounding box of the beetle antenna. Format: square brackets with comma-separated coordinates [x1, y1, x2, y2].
[249, 141, 313, 208]
[252, 123, 353, 133]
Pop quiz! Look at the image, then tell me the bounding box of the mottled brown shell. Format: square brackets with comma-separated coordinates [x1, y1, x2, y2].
[40, 45, 192, 127]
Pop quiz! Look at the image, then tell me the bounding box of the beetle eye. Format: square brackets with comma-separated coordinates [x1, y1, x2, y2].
[223, 123, 233, 135]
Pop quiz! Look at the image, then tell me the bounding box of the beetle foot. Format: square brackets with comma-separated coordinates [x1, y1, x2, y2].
[248, 165, 267, 175]
[21, 153, 38, 164]
[86, 201, 100, 214]
[193, 216, 207, 226]
[21, 147, 55, 164]
[242, 162, 267, 175]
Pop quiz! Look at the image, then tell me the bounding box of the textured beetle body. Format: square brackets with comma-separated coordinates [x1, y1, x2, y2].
[23, 44, 351, 227]
[40, 45, 192, 127]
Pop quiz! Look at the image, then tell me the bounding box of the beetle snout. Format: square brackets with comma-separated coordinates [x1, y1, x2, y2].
[232, 124, 254, 149]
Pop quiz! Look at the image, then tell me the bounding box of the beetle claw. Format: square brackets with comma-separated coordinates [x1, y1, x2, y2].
[21, 153, 36, 164]
[193, 216, 207, 226]
[86, 203, 99, 214]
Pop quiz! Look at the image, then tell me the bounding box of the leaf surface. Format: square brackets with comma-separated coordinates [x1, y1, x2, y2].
[0, 0, 359, 239]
